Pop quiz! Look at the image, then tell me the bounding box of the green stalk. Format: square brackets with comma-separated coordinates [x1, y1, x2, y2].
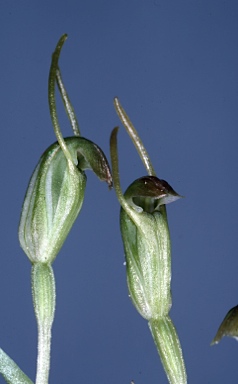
[32, 264, 56, 384]
[149, 317, 187, 384]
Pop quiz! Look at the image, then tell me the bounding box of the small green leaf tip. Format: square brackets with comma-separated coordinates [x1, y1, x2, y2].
[211, 305, 238, 345]
[19, 35, 112, 264]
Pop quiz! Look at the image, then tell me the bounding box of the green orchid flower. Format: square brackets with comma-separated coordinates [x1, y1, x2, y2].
[110, 98, 187, 384]
[19, 35, 112, 265]
[16, 35, 112, 384]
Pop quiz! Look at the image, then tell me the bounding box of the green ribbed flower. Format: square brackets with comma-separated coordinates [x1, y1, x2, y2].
[18, 35, 112, 384]
[110, 98, 187, 384]
[19, 135, 111, 264]
[120, 175, 180, 320]
[19, 35, 112, 265]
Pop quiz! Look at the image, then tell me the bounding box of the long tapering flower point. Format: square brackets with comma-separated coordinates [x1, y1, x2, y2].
[110, 99, 187, 384]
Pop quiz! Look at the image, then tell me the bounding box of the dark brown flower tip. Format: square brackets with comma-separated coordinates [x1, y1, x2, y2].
[211, 305, 238, 345]
[124, 176, 182, 213]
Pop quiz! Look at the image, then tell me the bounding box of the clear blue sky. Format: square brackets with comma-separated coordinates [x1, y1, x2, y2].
[1, 1, 238, 383]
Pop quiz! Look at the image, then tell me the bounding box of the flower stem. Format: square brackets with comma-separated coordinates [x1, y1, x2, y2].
[149, 316, 187, 384]
[32, 264, 56, 384]
[35, 323, 52, 384]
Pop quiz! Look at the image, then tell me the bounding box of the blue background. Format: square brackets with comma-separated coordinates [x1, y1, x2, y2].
[1, 1, 238, 383]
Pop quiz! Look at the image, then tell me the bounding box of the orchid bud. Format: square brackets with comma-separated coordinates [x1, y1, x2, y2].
[110, 98, 187, 384]
[19, 35, 112, 264]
